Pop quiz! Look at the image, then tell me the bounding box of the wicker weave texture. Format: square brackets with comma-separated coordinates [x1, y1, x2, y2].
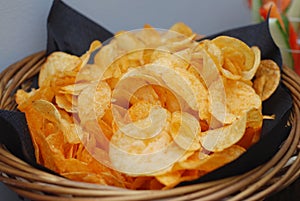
[0, 52, 299, 201]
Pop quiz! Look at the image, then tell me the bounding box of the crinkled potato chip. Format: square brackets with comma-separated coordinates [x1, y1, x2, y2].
[16, 23, 278, 190]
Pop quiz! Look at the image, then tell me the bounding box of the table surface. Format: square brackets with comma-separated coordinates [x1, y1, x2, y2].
[0, 0, 299, 200]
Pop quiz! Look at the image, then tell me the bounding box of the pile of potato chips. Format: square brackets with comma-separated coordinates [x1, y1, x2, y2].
[16, 23, 280, 190]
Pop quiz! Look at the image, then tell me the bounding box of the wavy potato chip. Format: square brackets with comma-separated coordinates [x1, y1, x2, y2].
[38, 52, 81, 88]
[199, 113, 247, 152]
[77, 81, 111, 124]
[196, 145, 246, 172]
[253, 59, 280, 101]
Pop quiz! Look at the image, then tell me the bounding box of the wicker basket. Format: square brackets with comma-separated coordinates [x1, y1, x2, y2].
[0, 51, 300, 201]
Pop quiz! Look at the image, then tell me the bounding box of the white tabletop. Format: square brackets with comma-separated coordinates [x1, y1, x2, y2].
[0, 0, 251, 200]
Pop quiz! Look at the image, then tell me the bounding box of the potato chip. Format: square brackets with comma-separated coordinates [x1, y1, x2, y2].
[120, 106, 169, 139]
[152, 85, 181, 112]
[212, 36, 255, 71]
[169, 22, 194, 37]
[197, 145, 246, 172]
[224, 79, 262, 121]
[173, 150, 208, 171]
[94, 40, 120, 79]
[241, 46, 261, 80]
[129, 85, 161, 106]
[109, 130, 184, 176]
[128, 100, 153, 122]
[38, 52, 81, 88]
[59, 83, 90, 96]
[246, 108, 263, 128]
[199, 113, 247, 152]
[16, 22, 278, 190]
[253, 59, 280, 101]
[55, 93, 76, 113]
[236, 127, 261, 149]
[155, 170, 183, 187]
[170, 111, 201, 151]
[211, 36, 261, 81]
[77, 81, 111, 124]
[160, 66, 210, 120]
[135, 24, 161, 48]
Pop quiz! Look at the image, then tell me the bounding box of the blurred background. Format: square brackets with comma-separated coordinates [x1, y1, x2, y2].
[0, 0, 251, 200]
[0, 0, 252, 71]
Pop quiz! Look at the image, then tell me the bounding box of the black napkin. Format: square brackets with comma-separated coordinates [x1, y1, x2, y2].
[0, 0, 293, 185]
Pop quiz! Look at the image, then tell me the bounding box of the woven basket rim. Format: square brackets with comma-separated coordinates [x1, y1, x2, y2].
[0, 52, 300, 201]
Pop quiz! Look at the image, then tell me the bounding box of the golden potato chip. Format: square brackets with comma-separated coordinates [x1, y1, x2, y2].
[59, 83, 90, 96]
[76, 64, 105, 83]
[246, 108, 263, 128]
[208, 78, 236, 124]
[173, 150, 208, 171]
[94, 40, 120, 78]
[32, 100, 62, 123]
[135, 24, 161, 47]
[208, 74, 261, 124]
[120, 106, 169, 139]
[109, 127, 188, 176]
[253, 59, 280, 101]
[225, 79, 262, 121]
[160, 66, 209, 120]
[77, 81, 111, 124]
[16, 22, 278, 190]
[197, 145, 246, 172]
[169, 22, 194, 37]
[128, 100, 153, 122]
[212, 36, 255, 71]
[150, 50, 190, 70]
[38, 52, 81, 88]
[199, 113, 247, 152]
[129, 85, 161, 106]
[55, 93, 76, 113]
[115, 31, 145, 51]
[155, 170, 183, 187]
[16, 87, 55, 111]
[152, 85, 181, 112]
[170, 111, 201, 151]
[211, 36, 261, 82]
[236, 127, 261, 149]
[241, 46, 261, 80]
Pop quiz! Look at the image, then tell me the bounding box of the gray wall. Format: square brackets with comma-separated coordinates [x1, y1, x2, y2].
[0, 0, 251, 200]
